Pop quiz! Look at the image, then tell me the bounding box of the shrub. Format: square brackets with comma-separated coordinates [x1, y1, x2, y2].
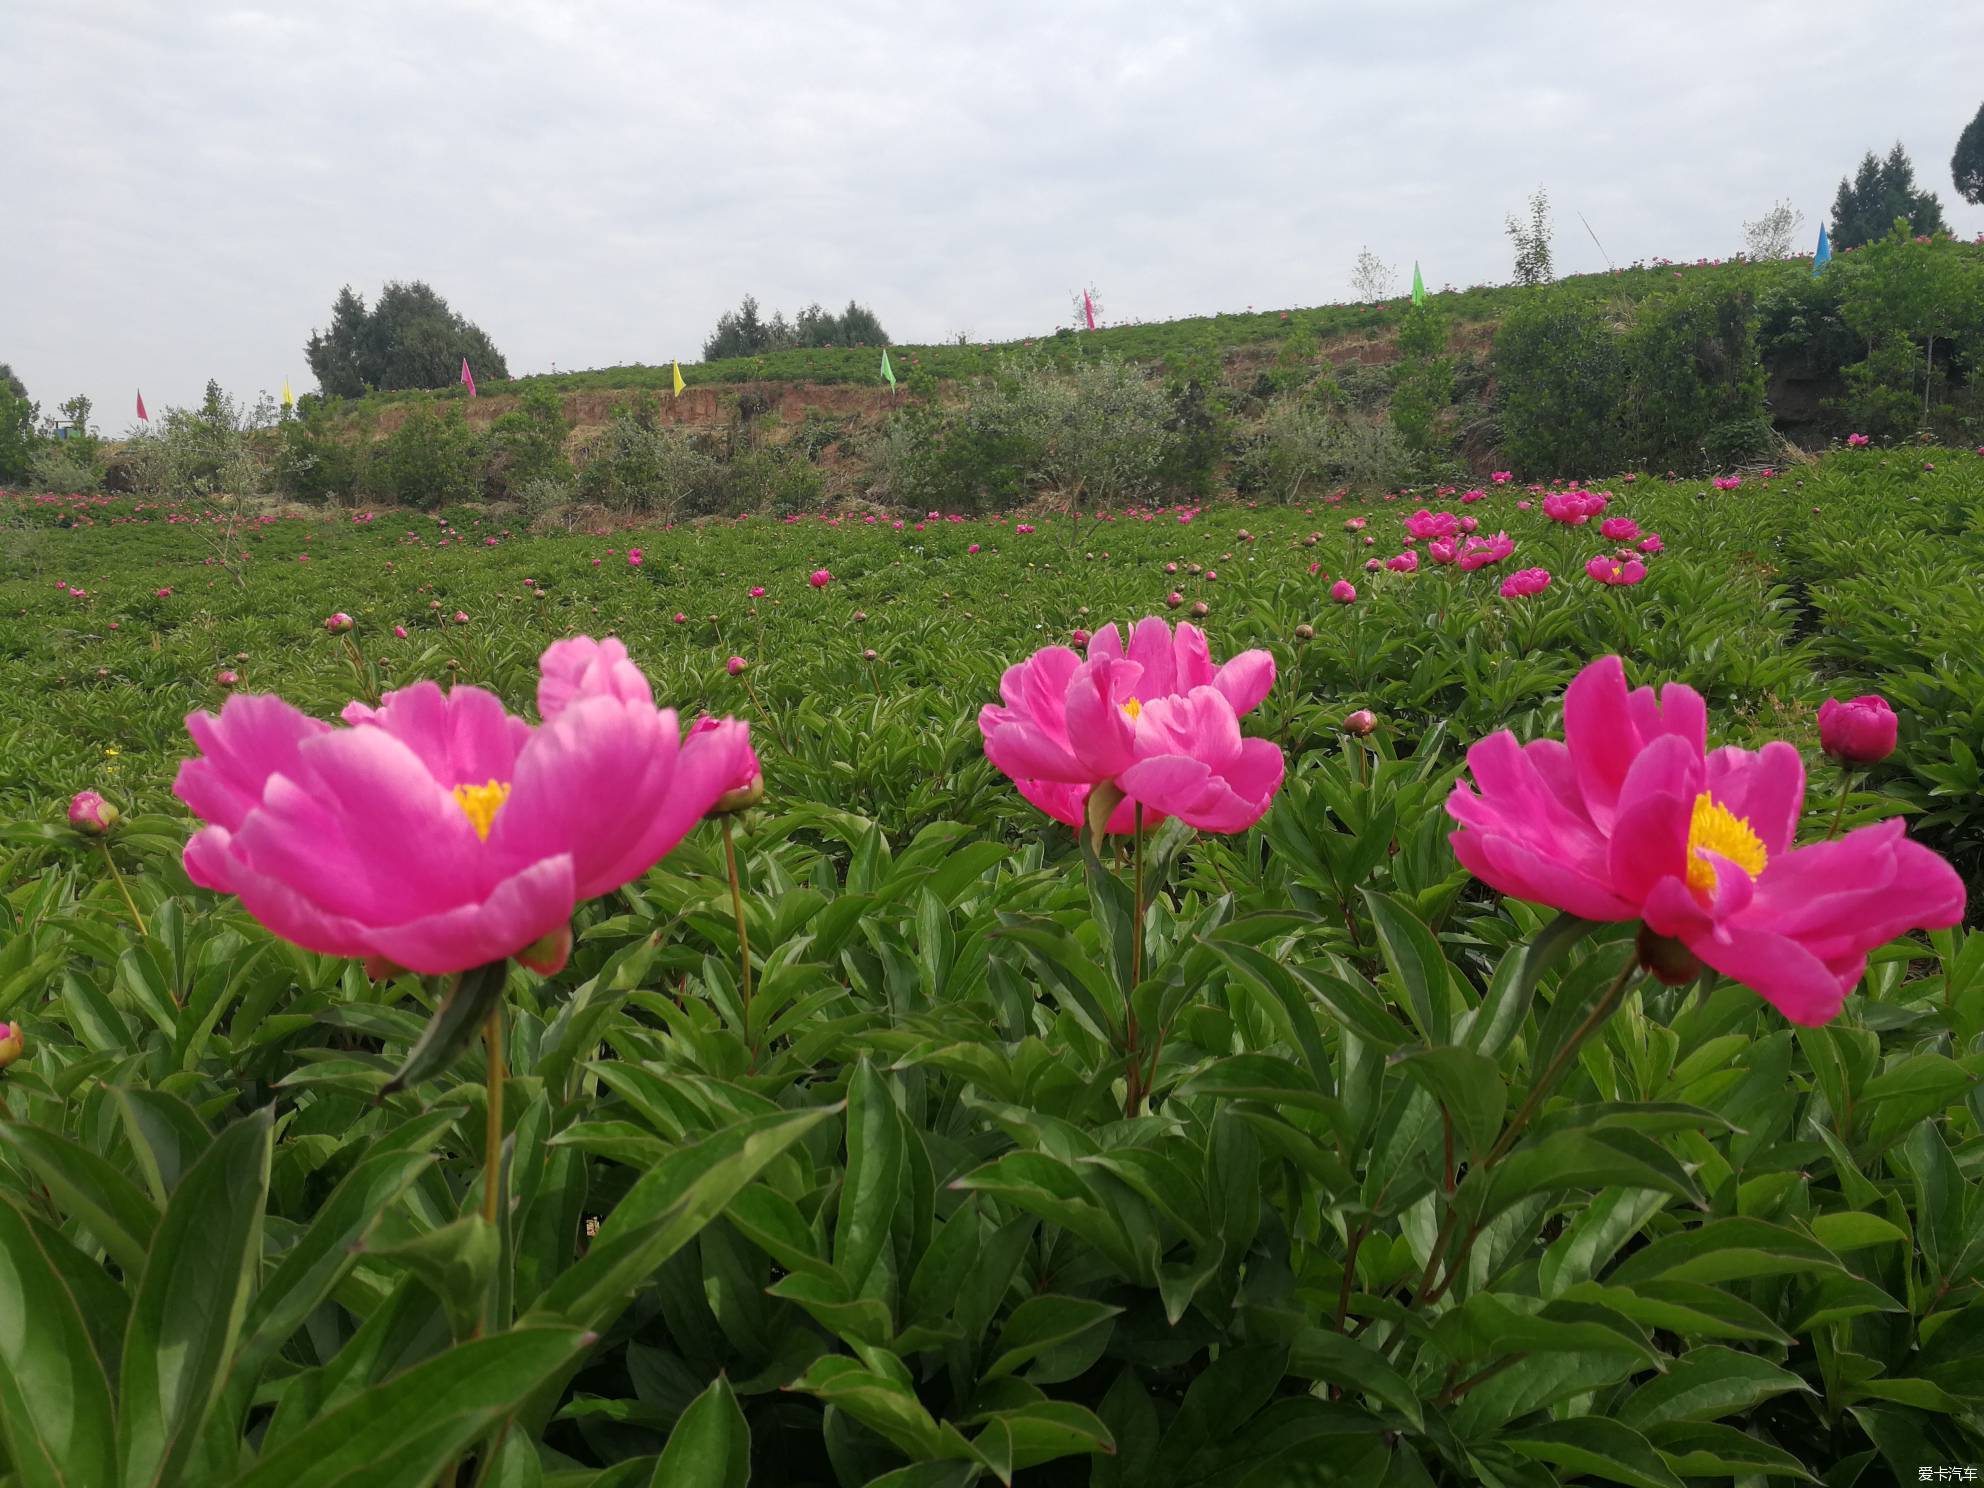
[125, 380, 274, 500]
[1494, 291, 1625, 475]
[273, 408, 363, 504]
[483, 385, 571, 497]
[1238, 399, 1413, 499]
[366, 403, 480, 508]
[1621, 283, 1767, 472]
[27, 443, 101, 494]
[1389, 302, 1455, 457]
[724, 448, 824, 516]
[0, 385, 39, 485]
[574, 407, 723, 519]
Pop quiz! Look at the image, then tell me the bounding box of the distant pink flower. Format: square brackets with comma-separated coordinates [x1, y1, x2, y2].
[1344, 517, 1366, 531]
[1543, 491, 1607, 525]
[968, 543, 981, 554]
[1600, 517, 1641, 541]
[216, 669, 240, 688]
[727, 656, 748, 676]
[1637, 534, 1664, 554]
[1458, 515, 1479, 533]
[1331, 580, 1357, 603]
[1405, 509, 1458, 540]
[1490, 471, 1513, 484]
[1499, 567, 1551, 598]
[452, 611, 469, 624]
[673, 612, 687, 624]
[1446, 655, 1963, 1025]
[627, 551, 643, 568]
[1846, 433, 1870, 448]
[1460, 489, 1486, 504]
[1713, 475, 1742, 491]
[175, 638, 751, 977]
[1517, 500, 1533, 511]
[1386, 551, 1418, 572]
[1457, 532, 1515, 570]
[809, 569, 832, 588]
[749, 586, 766, 598]
[1586, 555, 1646, 586]
[979, 617, 1282, 835]
[1427, 538, 1460, 565]
[1819, 695, 1897, 765]
[394, 625, 409, 639]
[1166, 590, 1185, 607]
[324, 612, 354, 633]
[155, 587, 173, 598]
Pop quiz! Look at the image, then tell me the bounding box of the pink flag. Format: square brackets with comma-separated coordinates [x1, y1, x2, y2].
[461, 359, 476, 397]
[1083, 291, 1096, 331]
[136, 390, 148, 422]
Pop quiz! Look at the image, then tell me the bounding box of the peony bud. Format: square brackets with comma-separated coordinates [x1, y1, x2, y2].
[1818, 695, 1897, 765]
[727, 656, 748, 676]
[0, 1022, 23, 1069]
[1343, 709, 1377, 736]
[323, 611, 353, 633]
[1293, 623, 1314, 642]
[68, 790, 118, 835]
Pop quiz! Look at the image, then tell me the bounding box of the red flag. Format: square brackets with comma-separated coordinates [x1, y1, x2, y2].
[461, 359, 477, 397]
[1083, 291, 1096, 331]
[136, 390, 148, 422]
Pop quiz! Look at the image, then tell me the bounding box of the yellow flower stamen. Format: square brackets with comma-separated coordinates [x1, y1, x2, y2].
[1122, 697, 1142, 720]
[1685, 791, 1766, 897]
[452, 779, 511, 841]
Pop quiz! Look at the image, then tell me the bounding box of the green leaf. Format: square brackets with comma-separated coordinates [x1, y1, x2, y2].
[1466, 1127, 1703, 1227]
[836, 1058, 906, 1304]
[1807, 1211, 1907, 1252]
[651, 1375, 750, 1488]
[108, 1088, 211, 1204]
[984, 1296, 1122, 1380]
[119, 1106, 273, 1488]
[1504, 1417, 1684, 1488]
[1283, 1326, 1424, 1429]
[784, 1354, 949, 1461]
[1361, 889, 1452, 1044]
[1391, 1046, 1506, 1164]
[379, 960, 509, 1096]
[1562, 1281, 1793, 1345]
[526, 1106, 837, 1335]
[1615, 1346, 1815, 1430]
[1607, 1218, 1844, 1287]
[1645, 1422, 1818, 1481]
[363, 1215, 500, 1341]
[0, 1119, 159, 1274]
[1460, 912, 1593, 1058]
[222, 1329, 590, 1488]
[0, 1197, 118, 1488]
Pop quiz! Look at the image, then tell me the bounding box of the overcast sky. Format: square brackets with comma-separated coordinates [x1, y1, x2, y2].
[7, 0, 1981, 429]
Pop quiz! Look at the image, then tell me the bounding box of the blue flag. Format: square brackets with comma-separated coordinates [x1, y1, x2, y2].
[1811, 224, 1831, 276]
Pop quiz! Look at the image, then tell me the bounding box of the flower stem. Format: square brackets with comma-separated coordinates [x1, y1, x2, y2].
[1486, 956, 1639, 1167]
[481, 1009, 504, 1227]
[99, 842, 146, 938]
[1827, 767, 1855, 840]
[722, 816, 754, 1038]
[1124, 803, 1147, 1119]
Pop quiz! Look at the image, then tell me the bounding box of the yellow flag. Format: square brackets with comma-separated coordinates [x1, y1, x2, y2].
[672, 361, 685, 398]
[281, 377, 294, 409]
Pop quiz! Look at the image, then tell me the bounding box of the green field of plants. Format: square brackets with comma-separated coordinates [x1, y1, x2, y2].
[3, 446, 1984, 1485]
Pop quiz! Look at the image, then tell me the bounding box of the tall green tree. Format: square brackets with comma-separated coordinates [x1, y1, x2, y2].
[305, 281, 509, 398]
[0, 362, 27, 403]
[1954, 100, 1984, 206]
[1830, 142, 1947, 250]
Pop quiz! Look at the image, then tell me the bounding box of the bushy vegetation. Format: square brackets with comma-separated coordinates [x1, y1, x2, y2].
[4, 448, 1984, 1483]
[1831, 143, 1947, 250]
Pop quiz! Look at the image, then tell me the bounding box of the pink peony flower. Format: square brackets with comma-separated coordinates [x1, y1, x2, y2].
[453, 611, 469, 624]
[69, 790, 118, 835]
[1458, 515, 1479, 534]
[1638, 534, 1664, 554]
[978, 617, 1283, 835]
[1386, 551, 1418, 572]
[174, 638, 751, 977]
[1344, 518, 1366, 531]
[1600, 517, 1641, 541]
[156, 587, 173, 598]
[1818, 696, 1897, 765]
[1543, 491, 1607, 525]
[1586, 555, 1646, 586]
[1405, 509, 1458, 540]
[727, 656, 748, 676]
[968, 543, 981, 554]
[1499, 567, 1551, 598]
[324, 612, 354, 633]
[1460, 490, 1486, 504]
[1427, 538, 1459, 565]
[1446, 656, 1963, 1025]
[1846, 433, 1870, 447]
[216, 669, 240, 688]
[1713, 475, 1743, 491]
[393, 625, 409, 639]
[1331, 579, 1357, 603]
[809, 569, 832, 588]
[1457, 532, 1515, 570]
[692, 713, 764, 813]
[1490, 471, 1513, 484]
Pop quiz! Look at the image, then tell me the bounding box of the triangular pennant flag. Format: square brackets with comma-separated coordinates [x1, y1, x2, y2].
[135, 390, 147, 422]
[673, 361, 685, 398]
[881, 347, 896, 390]
[281, 377, 294, 410]
[1811, 224, 1831, 276]
[1412, 262, 1426, 306]
[1083, 291, 1096, 331]
[461, 358, 477, 397]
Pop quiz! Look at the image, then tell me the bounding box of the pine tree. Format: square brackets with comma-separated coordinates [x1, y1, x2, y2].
[1954, 100, 1984, 206]
[1831, 142, 1947, 250]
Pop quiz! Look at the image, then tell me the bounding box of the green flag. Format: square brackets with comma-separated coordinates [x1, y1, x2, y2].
[881, 347, 896, 390]
[1411, 262, 1426, 306]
